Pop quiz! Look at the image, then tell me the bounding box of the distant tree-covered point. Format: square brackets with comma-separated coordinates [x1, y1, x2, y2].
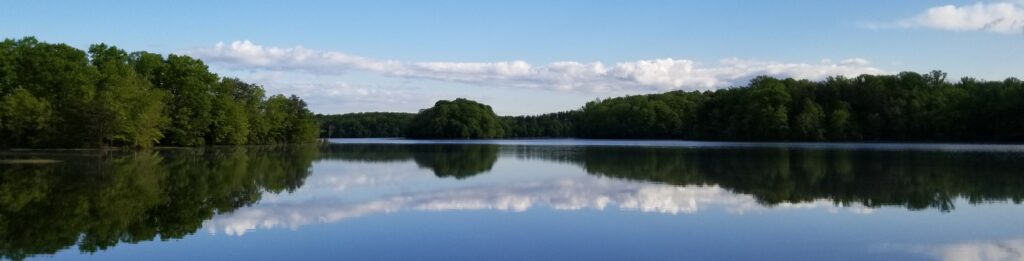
[0, 37, 319, 148]
[321, 71, 1024, 142]
[407, 98, 505, 139]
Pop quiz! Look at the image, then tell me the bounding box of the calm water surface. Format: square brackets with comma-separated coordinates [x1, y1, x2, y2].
[3, 139, 1024, 260]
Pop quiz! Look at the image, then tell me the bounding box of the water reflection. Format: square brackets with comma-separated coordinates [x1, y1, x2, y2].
[2, 142, 1024, 260]
[322, 144, 498, 179]
[204, 177, 869, 237]
[324, 144, 1024, 212]
[927, 239, 1024, 261]
[551, 147, 1024, 211]
[0, 146, 317, 260]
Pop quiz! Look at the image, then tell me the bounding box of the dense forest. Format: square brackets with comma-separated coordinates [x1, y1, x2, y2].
[321, 71, 1024, 142]
[501, 111, 578, 138]
[0, 37, 319, 148]
[317, 112, 413, 138]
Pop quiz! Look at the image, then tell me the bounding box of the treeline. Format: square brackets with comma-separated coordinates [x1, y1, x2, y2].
[319, 110, 577, 138]
[0, 37, 319, 148]
[501, 111, 577, 138]
[317, 112, 413, 138]
[576, 71, 1024, 141]
[321, 71, 1024, 141]
[316, 99, 578, 139]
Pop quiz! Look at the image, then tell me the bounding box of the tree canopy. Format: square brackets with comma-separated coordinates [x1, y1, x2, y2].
[323, 71, 1024, 142]
[317, 112, 414, 138]
[0, 37, 319, 148]
[406, 98, 505, 139]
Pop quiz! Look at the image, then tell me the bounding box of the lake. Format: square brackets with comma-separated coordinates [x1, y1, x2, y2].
[3, 139, 1024, 260]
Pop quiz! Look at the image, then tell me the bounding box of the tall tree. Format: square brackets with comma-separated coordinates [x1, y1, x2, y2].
[88, 44, 168, 147]
[792, 99, 826, 141]
[0, 88, 54, 147]
[157, 55, 218, 146]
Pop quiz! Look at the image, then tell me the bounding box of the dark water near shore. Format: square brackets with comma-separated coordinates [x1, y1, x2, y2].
[3, 139, 1024, 260]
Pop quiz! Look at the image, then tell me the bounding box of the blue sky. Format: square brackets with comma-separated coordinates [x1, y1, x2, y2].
[2, 0, 1023, 115]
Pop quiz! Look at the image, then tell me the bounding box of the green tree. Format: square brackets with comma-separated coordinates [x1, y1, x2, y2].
[827, 101, 854, 140]
[745, 77, 791, 139]
[792, 99, 825, 141]
[317, 112, 415, 138]
[264, 95, 319, 143]
[0, 88, 54, 147]
[0, 37, 320, 148]
[407, 98, 505, 139]
[88, 44, 168, 147]
[207, 78, 250, 145]
[157, 54, 218, 146]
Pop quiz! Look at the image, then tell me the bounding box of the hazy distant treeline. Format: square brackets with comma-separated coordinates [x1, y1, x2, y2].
[0, 37, 319, 148]
[317, 112, 414, 138]
[321, 71, 1024, 142]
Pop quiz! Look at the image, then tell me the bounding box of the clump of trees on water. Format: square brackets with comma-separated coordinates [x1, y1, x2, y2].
[0, 37, 319, 148]
[406, 98, 505, 139]
[321, 71, 1024, 142]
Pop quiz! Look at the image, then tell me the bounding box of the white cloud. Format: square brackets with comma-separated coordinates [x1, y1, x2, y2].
[189, 40, 884, 94]
[898, 2, 1024, 34]
[897, 238, 1024, 261]
[224, 69, 425, 113]
[936, 239, 1024, 261]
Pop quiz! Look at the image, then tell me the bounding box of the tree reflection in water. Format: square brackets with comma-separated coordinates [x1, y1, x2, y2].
[2, 143, 1024, 259]
[0, 146, 318, 260]
[325, 144, 1024, 211]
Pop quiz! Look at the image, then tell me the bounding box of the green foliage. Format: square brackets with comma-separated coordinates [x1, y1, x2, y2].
[264, 95, 320, 144]
[207, 78, 251, 145]
[156, 54, 218, 146]
[88, 44, 168, 147]
[792, 99, 825, 140]
[577, 91, 706, 139]
[0, 37, 318, 148]
[572, 71, 1024, 141]
[318, 70, 1024, 142]
[501, 111, 578, 138]
[0, 89, 54, 147]
[406, 98, 505, 139]
[317, 112, 414, 138]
